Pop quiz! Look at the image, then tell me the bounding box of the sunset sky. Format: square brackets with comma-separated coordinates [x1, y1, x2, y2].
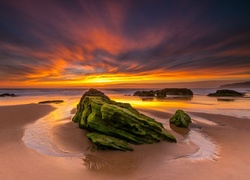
[0, 0, 250, 88]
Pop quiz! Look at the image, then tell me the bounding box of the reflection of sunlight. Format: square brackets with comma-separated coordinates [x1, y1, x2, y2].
[110, 95, 250, 119]
[112, 96, 190, 112]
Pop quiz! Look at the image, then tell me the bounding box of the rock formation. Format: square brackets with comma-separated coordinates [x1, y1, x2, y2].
[72, 89, 176, 151]
[0, 93, 16, 97]
[169, 109, 192, 128]
[208, 89, 244, 97]
[133, 88, 193, 97]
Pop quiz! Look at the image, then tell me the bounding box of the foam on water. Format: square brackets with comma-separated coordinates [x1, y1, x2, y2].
[182, 129, 218, 161]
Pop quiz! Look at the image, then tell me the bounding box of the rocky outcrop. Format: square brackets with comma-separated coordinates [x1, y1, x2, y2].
[133, 90, 155, 97]
[169, 110, 192, 128]
[156, 88, 193, 97]
[133, 88, 193, 97]
[72, 89, 176, 151]
[0, 93, 16, 97]
[208, 89, 244, 97]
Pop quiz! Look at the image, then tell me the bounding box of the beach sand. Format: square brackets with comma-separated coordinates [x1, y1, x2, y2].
[1, 104, 250, 179]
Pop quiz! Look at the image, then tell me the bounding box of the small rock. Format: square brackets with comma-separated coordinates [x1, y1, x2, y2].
[169, 109, 192, 128]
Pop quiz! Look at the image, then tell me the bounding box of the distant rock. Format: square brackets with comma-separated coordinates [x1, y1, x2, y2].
[133, 88, 193, 97]
[133, 90, 155, 96]
[72, 89, 176, 151]
[38, 100, 64, 104]
[0, 93, 16, 97]
[220, 81, 250, 88]
[208, 89, 244, 97]
[169, 110, 192, 128]
[156, 88, 193, 97]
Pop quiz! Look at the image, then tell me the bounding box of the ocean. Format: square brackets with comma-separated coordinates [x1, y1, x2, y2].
[1, 87, 250, 118]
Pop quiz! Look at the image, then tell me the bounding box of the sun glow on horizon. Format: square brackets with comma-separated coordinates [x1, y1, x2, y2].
[2, 68, 250, 89]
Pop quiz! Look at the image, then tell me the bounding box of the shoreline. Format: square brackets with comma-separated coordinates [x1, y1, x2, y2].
[1, 104, 250, 179]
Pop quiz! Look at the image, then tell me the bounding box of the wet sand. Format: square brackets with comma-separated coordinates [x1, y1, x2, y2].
[1, 104, 250, 179]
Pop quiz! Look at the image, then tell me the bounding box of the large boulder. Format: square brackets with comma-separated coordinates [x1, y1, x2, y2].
[169, 110, 192, 128]
[208, 89, 244, 97]
[73, 89, 176, 151]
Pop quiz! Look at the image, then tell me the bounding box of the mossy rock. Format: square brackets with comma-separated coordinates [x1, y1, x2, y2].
[73, 89, 176, 151]
[169, 110, 192, 128]
[87, 132, 133, 151]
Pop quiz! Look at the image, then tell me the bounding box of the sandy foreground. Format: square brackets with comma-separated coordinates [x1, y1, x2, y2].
[1, 104, 250, 180]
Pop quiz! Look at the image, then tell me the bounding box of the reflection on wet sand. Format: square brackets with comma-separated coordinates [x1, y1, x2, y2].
[82, 154, 111, 170]
[217, 98, 235, 102]
[140, 96, 193, 102]
[141, 97, 154, 101]
[157, 95, 193, 101]
[170, 124, 190, 136]
[80, 141, 199, 174]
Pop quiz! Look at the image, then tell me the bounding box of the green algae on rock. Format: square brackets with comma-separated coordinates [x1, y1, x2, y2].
[72, 89, 176, 151]
[169, 110, 192, 128]
[87, 132, 133, 151]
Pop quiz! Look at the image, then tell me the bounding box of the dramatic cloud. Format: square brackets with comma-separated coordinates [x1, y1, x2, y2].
[0, 0, 250, 88]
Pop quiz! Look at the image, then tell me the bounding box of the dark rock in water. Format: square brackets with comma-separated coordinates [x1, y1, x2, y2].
[124, 94, 131, 96]
[133, 90, 155, 97]
[38, 100, 64, 104]
[73, 89, 176, 151]
[217, 98, 235, 102]
[169, 110, 192, 128]
[156, 88, 193, 97]
[133, 88, 193, 97]
[208, 89, 244, 97]
[0, 93, 16, 97]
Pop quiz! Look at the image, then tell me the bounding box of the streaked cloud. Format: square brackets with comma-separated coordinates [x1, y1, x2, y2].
[0, 0, 250, 88]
